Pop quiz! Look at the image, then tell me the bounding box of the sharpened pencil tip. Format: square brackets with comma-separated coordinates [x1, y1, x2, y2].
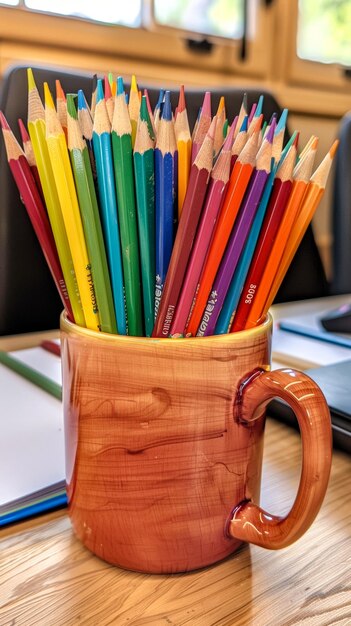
[207, 115, 217, 141]
[162, 91, 172, 121]
[177, 85, 186, 113]
[18, 118, 29, 143]
[104, 75, 112, 99]
[96, 79, 104, 103]
[254, 94, 264, 118]
[27, 68, 36, 92]
[276, 108, 288, 134]
[131, 74, 138, 92]
[222, 117, 236, 149]
[293, 132, 300, 148]
[240, 115, 248, 132]
[265, 117, 276, 143]
[77, 89, 88, 111]
[66, 93, 78, 119]
[0, 110, 10, 130]
[201, 91, 211, 117]
[310, 136, 319, 150]
[329, 139, 339, 159]
[216, 95, 225, 116]
[44, 82, 55, 109]
[55, 79, 66, 102]
[117, 76, 124, 96]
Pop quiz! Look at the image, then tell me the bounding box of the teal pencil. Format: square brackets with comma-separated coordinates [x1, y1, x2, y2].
[92, 79, 127, 335]
[66, 94, 117, 334]
[133, 95, 156, 337]
[111, 77, 143, 336]
[0, 351, 62, 400]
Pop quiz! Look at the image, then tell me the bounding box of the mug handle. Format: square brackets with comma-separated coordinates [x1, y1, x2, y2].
[228, 368, 332, 549]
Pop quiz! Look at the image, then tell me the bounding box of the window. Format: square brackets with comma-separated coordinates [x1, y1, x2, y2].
[297, 0, 351, 67]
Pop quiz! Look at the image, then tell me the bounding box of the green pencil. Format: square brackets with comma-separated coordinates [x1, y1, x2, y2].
[66, 94, 117, 334]
[111, 77, 143, 336]
[0, 351, 62, 400]
[133, 96, 156, 337]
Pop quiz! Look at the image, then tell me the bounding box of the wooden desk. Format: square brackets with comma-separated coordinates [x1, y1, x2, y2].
[1, 315, 350, 626]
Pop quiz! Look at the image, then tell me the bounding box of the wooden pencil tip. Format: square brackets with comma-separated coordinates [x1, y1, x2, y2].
[240, 115, 248, 132]
[216, 95, 225, 115]
[177, 85, 186, 113]
[276, 108, 288, 134]
[241, 92, 248, 114]
[329, 139, 339, 159]
[222, 117, 236, 149]
[255, 94, 264, 118]
[202, 91, 211, 116]
[265, 117, 276, 143]
[0, 110, 10, 130]
[77, 89, 87, 111]
[248, 102, 257, 124]
[310, 136, 319, 150]
[117, 76, 124, 96]
[131, 74, 138, 92]
[96, 79, 104, 103]
[207, 115, 217, 140]
[161, 91, 172, 121]
[293, 132, 300, 148]
[55, 79, 66, 101]
[18, 118, 29, 142]
[43, 82, 55, 109]
[66, 93, 78, 119]
[104, 75, 112, 99]
[27, 67, 36, 92]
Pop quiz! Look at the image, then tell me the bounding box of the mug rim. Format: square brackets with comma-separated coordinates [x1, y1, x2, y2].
[60, 310, 272, 346]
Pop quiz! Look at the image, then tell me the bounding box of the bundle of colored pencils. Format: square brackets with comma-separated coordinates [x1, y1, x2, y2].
[0, 69, 338, 338]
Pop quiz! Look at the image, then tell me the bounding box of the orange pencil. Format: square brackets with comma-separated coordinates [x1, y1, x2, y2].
[213, 96, 226, 155]
[243, 137, 319, 328]
[185, 122, 260, 337]
[264, 140, 339, 313]
[55, 79, 67, 140]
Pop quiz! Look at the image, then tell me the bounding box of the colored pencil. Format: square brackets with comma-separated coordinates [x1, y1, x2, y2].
[27, 68, 84, 326]
[143, 88, 156, 135]
[18, 117, 44, 201]
[196, 120, 275, 337]
[0, 350, 62, 400]
[44, 82, 101, 331]
[170, 121, 234, 337]
[0, 111, 74, 321]
[215, 161, 276, 334]
[191, 91, 211, 162]
[92, 79, 127, 335]
[111, 77, 143, 336]
[264, 140, 339, 315]
[128, 74, 140, 147]
[104, 75, 114, 124]
[41, 339, 61, 357]
[77, 89, 96, 182]
[231, 135, 299, 332]
[185, 121, 259, 337]
[55, 79, 67, 140]
[133, 95, 156, 337]
[66, 94, 117, 334]
[174, 85, 192, 218]
[242, 137, 319, 329]
[154, 91, 178, 322]
[152, 116, 216, 337]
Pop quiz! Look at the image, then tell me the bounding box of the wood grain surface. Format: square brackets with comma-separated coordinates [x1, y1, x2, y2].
[1, 418, 350, 626]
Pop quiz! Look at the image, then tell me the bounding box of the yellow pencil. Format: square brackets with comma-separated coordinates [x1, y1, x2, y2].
[44, 83, 101, 331]
[174, 86, 191, 219]
[27, 68, 84, 326]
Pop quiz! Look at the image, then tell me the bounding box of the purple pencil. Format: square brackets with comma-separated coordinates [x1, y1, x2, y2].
[196, 120, 275, 337]
[170, 121, 235, 337]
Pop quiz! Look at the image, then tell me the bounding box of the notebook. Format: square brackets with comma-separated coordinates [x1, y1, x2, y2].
[0, 344, 66, 526]
[269, 359, 351, 454]
[278, 311, 351, 349]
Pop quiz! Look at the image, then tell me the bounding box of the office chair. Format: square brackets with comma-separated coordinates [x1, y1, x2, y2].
[330, 112, 351, 295]
[0, 64, 329, 335]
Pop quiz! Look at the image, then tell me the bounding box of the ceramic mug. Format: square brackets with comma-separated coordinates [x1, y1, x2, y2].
[61, 312, 332, 574]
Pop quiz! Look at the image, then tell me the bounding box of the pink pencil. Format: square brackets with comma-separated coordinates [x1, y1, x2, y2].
[170, 122, 235, 337]
[191, 91, 211, 162]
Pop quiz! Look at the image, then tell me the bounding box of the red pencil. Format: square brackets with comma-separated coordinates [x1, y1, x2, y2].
[231, 134, 299, 332]
[152, 116, 216, 337]
[0, 111, 74, 320]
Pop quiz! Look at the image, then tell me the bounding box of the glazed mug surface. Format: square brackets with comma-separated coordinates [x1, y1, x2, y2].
[60, 312, 332, 574]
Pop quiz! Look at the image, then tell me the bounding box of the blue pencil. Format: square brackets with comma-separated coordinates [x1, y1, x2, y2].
[92, 79, 127, 334]
[215, 161, 277, 334]
[154, 90, 178, 321]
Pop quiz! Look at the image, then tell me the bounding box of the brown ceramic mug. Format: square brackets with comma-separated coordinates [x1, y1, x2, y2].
[60, 312, 332, 574]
